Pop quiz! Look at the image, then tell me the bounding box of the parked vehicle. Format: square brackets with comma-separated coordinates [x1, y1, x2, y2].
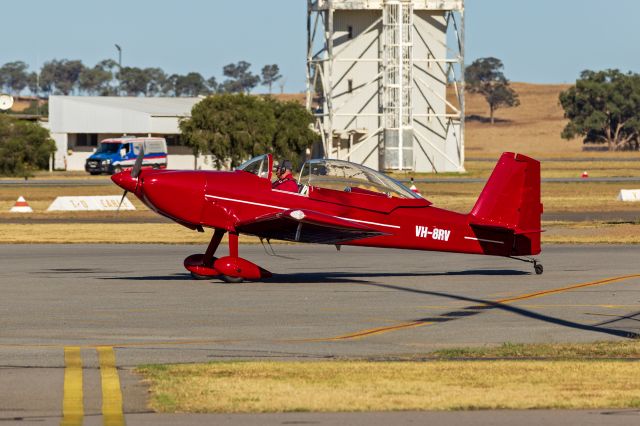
[85, 137, 167, 175]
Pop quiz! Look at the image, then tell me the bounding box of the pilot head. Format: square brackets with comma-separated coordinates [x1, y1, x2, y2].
[276, 160, 293, 179]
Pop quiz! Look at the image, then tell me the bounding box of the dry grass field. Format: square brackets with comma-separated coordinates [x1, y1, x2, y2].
[138, 356, 640, 413]
[465, 82, 640, 159]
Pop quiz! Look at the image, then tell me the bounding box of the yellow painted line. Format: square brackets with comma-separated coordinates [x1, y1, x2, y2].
[307, 273, 640, 342]
[98, 346, 125, 426]
[495, 274, 640, 305]
[60, 347, 83, 426]
[300, 320, 433, 342]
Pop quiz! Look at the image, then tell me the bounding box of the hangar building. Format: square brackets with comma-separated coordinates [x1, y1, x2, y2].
[49, 96, 214, 171]
[307, 0, 465, 172]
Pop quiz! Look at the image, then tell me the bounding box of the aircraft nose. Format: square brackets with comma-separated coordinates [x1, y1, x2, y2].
[111, 170, 138, 193]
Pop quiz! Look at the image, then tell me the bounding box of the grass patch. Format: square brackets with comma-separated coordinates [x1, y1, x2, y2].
[137, 354, 640, 413]
[0, 223, 270, 244]
[544, 221, 640, 244]
[1, 221, 639, 244]
[428, 341, 640, 360]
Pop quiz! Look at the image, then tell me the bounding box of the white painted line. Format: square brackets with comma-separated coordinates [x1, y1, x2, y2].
[465, 236, 505, 245]
[205, 195, 287, 211]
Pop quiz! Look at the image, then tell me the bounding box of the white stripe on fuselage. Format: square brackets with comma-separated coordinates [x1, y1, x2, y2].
[204, 194, 401, 230]
[464, 236, 504, 245]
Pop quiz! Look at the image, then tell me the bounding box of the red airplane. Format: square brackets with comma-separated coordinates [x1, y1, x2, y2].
[112, 151, 543, 283]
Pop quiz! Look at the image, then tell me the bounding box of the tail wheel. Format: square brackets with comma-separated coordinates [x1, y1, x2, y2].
[113, 165, 123, 174]
[534, 263, 544, 275]
[152, 164, 160, 170]
[221, 275, 244, 284]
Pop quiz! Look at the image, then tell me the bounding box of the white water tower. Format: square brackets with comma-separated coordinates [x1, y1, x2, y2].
[307, 0, 465, 173]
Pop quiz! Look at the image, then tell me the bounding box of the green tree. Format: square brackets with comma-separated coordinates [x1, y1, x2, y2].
[266, 97, 317, 169]
[261, 64, 282, 94]
[560, 69, 640, 151]
[174, 72, 209, 96]
[207, 76, 218, 94]
[40, 59, 85, 95]
[0, 115, 56, 178]
[221, 61, 260, 94]
[79, 62, 114, 95]
[465, 57, 520, 124]
[117, 67, 150, 96]
[144, 67, 168, 96]
[180, 94, 318, 169]
[0, 61, 30, 94]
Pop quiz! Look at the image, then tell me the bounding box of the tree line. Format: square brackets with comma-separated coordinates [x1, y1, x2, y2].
[0, 59, 283, 97]
[466, 57, 640, 151]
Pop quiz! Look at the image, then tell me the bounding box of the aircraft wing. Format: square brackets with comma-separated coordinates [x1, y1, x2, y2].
[235, 209, 388, 244]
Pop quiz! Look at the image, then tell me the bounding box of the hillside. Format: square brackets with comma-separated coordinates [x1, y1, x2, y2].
[465, 83, 583, 158]
[275, 84, 640, 159]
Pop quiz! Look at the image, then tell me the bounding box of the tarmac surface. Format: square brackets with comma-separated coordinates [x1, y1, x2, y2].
[1, 244, 639, 425]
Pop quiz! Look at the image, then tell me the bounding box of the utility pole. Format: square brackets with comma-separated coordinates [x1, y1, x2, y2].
[115, 44, 122, 95]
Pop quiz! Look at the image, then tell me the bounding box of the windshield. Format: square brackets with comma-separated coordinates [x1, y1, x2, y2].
[95, 143, 121, 154]
[299, 159, 420, 199]
[236, 154, 272, 180]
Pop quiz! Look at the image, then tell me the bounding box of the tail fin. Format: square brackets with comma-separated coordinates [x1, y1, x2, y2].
[469, 152, 542, 256]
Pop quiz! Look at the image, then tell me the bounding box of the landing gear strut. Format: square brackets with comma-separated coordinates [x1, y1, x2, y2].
[509, 256, 544, 275]
[183, 229, 271, 283]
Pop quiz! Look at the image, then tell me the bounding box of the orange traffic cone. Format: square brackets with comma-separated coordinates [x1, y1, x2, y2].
[409, 177, 420, 195]
[581, 171, 589, 179]
[10, 196, 33, 213]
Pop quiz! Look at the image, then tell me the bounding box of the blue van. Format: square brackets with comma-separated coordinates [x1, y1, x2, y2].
[85, 137, 168, 175]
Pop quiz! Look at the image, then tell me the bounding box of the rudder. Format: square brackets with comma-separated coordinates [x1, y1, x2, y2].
[469, 152, 542, 256]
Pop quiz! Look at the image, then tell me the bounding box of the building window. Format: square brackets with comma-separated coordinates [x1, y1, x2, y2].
[348, 26, 354, 39]
[348, 79, 353, 94]
[76, 134, 98, 147]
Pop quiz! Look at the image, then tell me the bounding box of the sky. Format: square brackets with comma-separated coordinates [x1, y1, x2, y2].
[2, 0, 640, 93]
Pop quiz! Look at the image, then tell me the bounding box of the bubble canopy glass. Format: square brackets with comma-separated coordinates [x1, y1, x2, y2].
[299, 159, 420, 199]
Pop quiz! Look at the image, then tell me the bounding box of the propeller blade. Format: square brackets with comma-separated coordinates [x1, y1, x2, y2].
[117, 190, 128, 213]
[131, 146, 145, 178]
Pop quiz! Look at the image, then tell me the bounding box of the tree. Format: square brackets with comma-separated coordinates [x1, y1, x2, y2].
[26, 72, 37, 94]
[560, 69, 640, 151]
[261, 64, 282, 94]
[465, 57, 520, 124]
[220, 61, 260, 94]
[117, 67, 150, 96]
[174, 72, 209, 97]
[40, 59, 85, 95]
[0, 61, 30, 94]
[207, 76, 218, 94]
[180, 94, 318, 169]
[144, 67, 168, 96]
[79, 62, 114, 95]
[266, 97, 317, 169]
[0, 114, 56, 178]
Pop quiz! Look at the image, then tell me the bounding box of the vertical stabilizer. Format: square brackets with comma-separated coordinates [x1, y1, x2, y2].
[469, 152, 542, 255]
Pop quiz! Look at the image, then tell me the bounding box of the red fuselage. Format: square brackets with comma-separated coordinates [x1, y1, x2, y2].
[114, 168, 533, 258]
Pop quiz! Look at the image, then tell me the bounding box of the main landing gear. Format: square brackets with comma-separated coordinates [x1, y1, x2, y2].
[509, 256, 544, 275]
[184, 229, 272, 283]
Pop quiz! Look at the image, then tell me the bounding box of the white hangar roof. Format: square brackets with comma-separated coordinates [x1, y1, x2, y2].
[49, 96, 203, 135]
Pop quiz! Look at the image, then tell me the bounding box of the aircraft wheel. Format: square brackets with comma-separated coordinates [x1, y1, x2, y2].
[190, 272, 212, 280]
[221, 275, 244, 284]
[113, 166, 123, 174]
[534, 263, 544, 275]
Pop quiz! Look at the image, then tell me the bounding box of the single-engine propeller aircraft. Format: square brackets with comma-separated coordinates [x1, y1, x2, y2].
[112, 151, 543, 282]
